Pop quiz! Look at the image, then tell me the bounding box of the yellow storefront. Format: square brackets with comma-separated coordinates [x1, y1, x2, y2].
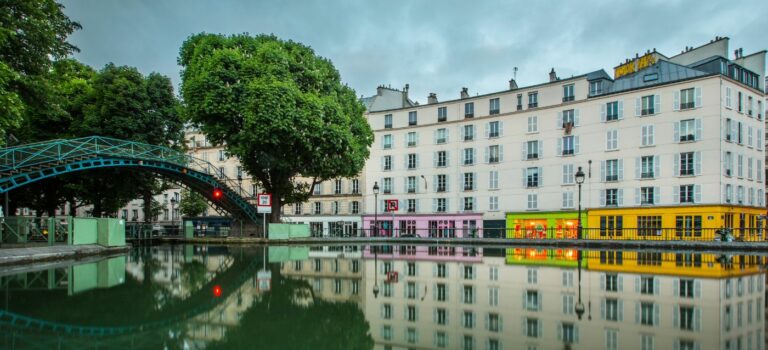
[585, 205, 766, 241]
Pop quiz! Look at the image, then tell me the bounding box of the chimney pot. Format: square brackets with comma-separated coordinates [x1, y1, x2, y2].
[427, 93, 438, 104]
[509, 78, 518, 90]
[460, 87, 469, 99]
[549, 68, 557, 82]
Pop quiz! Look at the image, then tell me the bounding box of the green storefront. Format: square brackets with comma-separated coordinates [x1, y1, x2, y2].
[505, 211, 587, 239]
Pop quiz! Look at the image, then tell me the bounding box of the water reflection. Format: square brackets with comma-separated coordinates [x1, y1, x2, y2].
[0, 245, 765, 350]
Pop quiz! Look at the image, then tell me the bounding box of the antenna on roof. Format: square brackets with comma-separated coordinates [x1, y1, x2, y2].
[513, 67, 518, 80]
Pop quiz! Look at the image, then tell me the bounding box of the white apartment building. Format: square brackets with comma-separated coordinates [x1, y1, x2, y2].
[364, 36, 766, 239]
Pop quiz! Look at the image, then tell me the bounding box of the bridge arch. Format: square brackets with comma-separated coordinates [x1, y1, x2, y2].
[0, 137, 259, 223]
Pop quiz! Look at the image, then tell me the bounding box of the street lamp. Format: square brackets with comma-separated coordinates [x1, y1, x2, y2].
[170, 197, 178, 234]
[237, 173, 243, 197]
[372, 182, 380, 238]
[575, 249, 585, 320]
[372, 246, 379, 298]
[575, 166, 586, 239]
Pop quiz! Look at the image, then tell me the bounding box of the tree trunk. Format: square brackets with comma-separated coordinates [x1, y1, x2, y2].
[143, 190, 152, 224]
[93, 200, 102, 218]
[68, 198, 77, 217]
[269, 195, 281, 224]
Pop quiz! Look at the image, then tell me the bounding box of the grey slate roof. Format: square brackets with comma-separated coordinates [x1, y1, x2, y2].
[607, 60, 710, 94]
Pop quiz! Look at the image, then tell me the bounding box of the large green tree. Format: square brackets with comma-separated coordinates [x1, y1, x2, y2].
[179, 34, 373, 222]
[0, 0, 81, 145]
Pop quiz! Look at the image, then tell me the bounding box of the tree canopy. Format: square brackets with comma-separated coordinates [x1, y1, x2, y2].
[179, 33, 373, 222]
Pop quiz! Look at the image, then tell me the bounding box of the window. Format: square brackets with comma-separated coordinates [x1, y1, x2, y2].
[640, 187, 655, 205]
[407, 153, 417, 169]
[605, 159, 619, 181]
[641, 156, 655, 178]
[408, 111, 417, 125]
[488, 121, 500, 138]
[407, 176, 417, 193]
[561, 109, 575, 127]
[489, 171, 499, 189]
[605, 188, 619, 206]
[218, 149, 227, 161]
[605, 329, 618, 350]
[436, 151, 447, 167]
[461, 173, 474, 191]
[605, 274, 619, 291]
[351, 201, 360, 214]
[436, 174, 447, 192]
[463, 285, 474, 304]
[562, 164, 574, 184]
[725, 184, 733, 203]
[407, 305, 417, 321]
[334, 179, 342, 194]
[599, 216, 623, 236]
[382, 325, 392, 340]
[489, 287, 499, 306]
[606, 101, 619, 121]
[605, 298, 620, 321]
[406, 199, 416, 213]
[606, 129, 618, 150]
[463, 148, 474, 165]
[436, 128, 447, 144]
[679, 306, 694, 330]
[489, 98, 500, 114]
[383, 134, 392, 149]
[407, 282, 416, 299]
[332, 201, 340, 214]
[435, 331, 447, 347]
[678, 119, 696, 142]
[463, 125, 474, 141]
[313, 202, 321, 214]
[487, 145, 501, 163]
[517, 94, 523, 110]
[526, 167, 540, 188]
[561, 135, 575, 155]
[384, 114, 392, 128]
[526, 140, 539, 159]
[526, 318, 539, 337]
[527, 194, 538, 210]
[637, 216, 661, 236]
[640, 302, 655, 325]
[528, 92, 538, 108]
[527, 116, 538, 132]
[488, 313, 501, 332]
[407, 132, 417, 146]
[680, 152, 694, 176]
[526, 290, 540, 310]
[675, 215, 702, 237]
[489, 196, 499, 211]
[463, 311, 474, 328]
[641, 95, 656, 115]
[563, 84, 574, 102]
[436, 283, 447, 301]
[527, 268, 538, 283]
[463, 197, 474, 211]
[436, 198, 447, 212]
[352, 179, 359, 194]
[738, 92, 743, 112]
[407, 327, 417, 343]
[437, 263, 446, 278]
[464, 102, 474, 118]
[680, 88, 695, 109]
[382, 177, 392, 194]
[562, 191, 574, 208]
[641, 125, 655, 146]
[437, 107, 447, 122]
[590, 80, 603, 95]
[679, 279, 694, 298]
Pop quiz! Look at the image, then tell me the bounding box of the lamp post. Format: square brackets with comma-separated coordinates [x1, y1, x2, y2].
[372, 246, 379, 298]
[237, 174, 243, 197]
[575, 166, 586, 239]
[170, 197, 178, 235]
[372, 182, 379, 238]
[575, 250, 585, 320]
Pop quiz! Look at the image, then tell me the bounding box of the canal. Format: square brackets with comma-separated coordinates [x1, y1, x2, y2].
[0, 244, 765, 350]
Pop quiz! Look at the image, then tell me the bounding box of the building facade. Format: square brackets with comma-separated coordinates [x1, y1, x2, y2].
[364, 36, 767, 240]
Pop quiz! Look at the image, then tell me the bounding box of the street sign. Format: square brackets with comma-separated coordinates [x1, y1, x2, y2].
[257, 193, 272, 214]
[385, 199, 398, 212]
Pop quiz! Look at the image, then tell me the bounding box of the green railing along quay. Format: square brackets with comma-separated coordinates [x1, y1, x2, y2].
[0, 136, 260, 224]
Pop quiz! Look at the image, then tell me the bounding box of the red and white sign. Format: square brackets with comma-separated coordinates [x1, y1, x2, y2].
[257, 193, 272, 214]
[385, 199, 399, 212]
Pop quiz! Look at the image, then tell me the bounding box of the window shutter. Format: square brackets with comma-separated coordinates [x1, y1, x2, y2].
[557, 138, 563, 156]
[618, 159, 624, 180]
[654, 187, 660, 204]
[521, 142, 527, 160]
[635, 302, 641, 323]
[484, 147, 489, 163]
[673, 306, 679, 327]
[600, 161, 606, 182]
[557, 112, 563, 128]
[694, 280, 701, 298]
[618, 189, 624, 205]
[654, 94, 661, 113]
[695, 119, 702, 140]
[635, 188, 641, 205]
[433, 130, 438, 144]
[649, 125, 655, 145]
[600, 275, 605, 290]
[618, 100, 624, 119]
[695, 87, 702, 107]
[381, 156, 386, 170]
[694, 152, 701, 175]
[522, 169, 527, 188]
[600, 190, 606, 206]
[484, 123, 489, 138]
[618, 276, 623, 291]
[460, 126, 465, 140]
[538, 140, 543, 158]
[574, 136, 580, 154]
[432, 176, 437, 192]
[723, 151, 728, 175]
[635, 97, 641, 116]
[574, 109, 580, 126]
[433, 152, 438, 168]
[499, 145, 504, 161]
[601, 104, 607, 122]
[415, 199, 420, 213]
[653, 303, 660, 325]
[654, 155, 660, 178]
[499, 121, 504, 136]
[673, 121, 680, 142]
[673, 186, 680, 204]
[445, 151, 450, 166]
[694, 307, 701, 331]
[673, 278, 679, 296]
[445, 129, 450, 142]
[445, 175, 450, 192]
[432, 198, 437, 212]
[538, 167, 543, 186]
[694, 185, 702, 203]
[415, 133, 419, 145]
[415, 154, 419, 169]
[673, 90, 680, 111]
[674, 154, 680, 176]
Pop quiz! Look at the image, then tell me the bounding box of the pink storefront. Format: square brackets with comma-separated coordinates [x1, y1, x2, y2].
[361, 213, 484, 238]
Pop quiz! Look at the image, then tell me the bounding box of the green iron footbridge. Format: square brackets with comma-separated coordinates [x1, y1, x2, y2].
[0, 136, 259, 224]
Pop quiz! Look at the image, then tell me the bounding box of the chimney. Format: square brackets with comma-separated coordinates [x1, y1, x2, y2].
[739, 48, 743, 58]
[376, 85, 384, 96]
[428, 93, 438, 104]
[460, 87, 469, 99]
[509, 78, 518, 90]
[402, 83, 410, 107]
[549, 68, 557, 82]
[404, 84, 409, 93]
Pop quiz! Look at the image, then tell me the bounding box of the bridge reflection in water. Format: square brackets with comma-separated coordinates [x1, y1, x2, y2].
[0, 245, 765, 350]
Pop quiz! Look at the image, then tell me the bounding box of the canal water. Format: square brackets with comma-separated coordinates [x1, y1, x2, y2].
[0, 245, 765, 350]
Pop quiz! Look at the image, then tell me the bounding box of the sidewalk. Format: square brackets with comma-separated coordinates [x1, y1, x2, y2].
[0, 244, 130, 267]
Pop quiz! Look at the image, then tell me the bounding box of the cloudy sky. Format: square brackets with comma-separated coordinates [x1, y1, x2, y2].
[60, 0, 766, 104]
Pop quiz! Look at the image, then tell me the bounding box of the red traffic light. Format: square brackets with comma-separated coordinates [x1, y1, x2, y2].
[213, 284, 222, 297]
[213, 188, 223, 200]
